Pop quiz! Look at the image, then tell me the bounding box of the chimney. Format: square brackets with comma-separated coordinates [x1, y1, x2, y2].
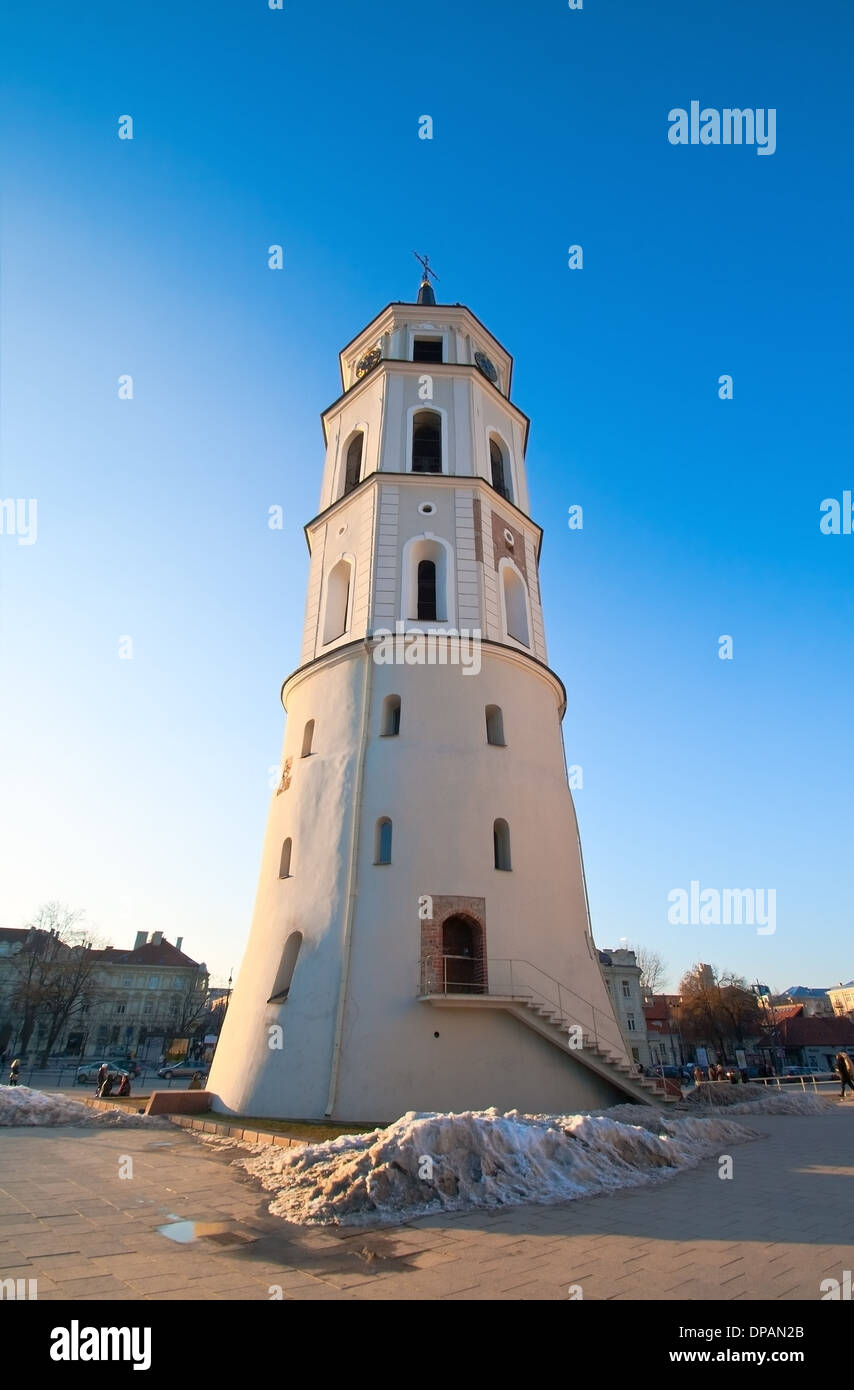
[134, 931, 147, 950]
[150, 931, 164, 947]
[175, 937, 183, 953]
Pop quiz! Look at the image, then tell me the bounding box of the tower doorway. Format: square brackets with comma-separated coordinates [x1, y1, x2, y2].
[441, 915, 485, 994]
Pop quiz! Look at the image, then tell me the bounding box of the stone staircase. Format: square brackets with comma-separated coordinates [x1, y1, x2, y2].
[420, 957, 679, 1107]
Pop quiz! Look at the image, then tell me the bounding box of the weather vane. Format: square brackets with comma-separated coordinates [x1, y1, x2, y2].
[413, 251, 439, 284]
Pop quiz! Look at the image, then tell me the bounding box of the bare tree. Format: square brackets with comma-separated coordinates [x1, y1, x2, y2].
[9, 903, 109, 1064]
[631, 944, 668, 996]
[677, 963, 761, 1062]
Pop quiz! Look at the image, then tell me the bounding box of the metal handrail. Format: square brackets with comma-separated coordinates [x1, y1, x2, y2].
[420, 954, 628, 1059]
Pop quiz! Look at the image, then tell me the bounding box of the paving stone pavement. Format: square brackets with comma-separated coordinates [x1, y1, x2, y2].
[1, 1104, 853, 1301]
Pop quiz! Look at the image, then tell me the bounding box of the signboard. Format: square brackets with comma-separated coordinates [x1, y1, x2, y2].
[735, 1049, 747, 1069]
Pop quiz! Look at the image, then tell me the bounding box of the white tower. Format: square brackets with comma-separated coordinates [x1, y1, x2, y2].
[209, 270, 656, 1121]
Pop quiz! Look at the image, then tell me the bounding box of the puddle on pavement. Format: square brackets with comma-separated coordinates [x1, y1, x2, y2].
[156, 1219, 257, 1248]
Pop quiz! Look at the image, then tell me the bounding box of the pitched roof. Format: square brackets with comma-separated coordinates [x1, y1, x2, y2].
[776, 1015, 854, 1047]
[93, 940, 203, 969]
[767, 1004, 804, 1022]
[0, 928, 31, 943]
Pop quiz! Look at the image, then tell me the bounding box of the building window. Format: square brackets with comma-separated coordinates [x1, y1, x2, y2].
[501, 563, 530, 647]
[412, 410, 442, 473]
[279, 838, 292, 878]
[148, 977, 159, 989]
[403, 536, 452, 624]
[122, 977, 132, 987]
[322, 557, 353, 644]
[493, 818, 511, 871]
[375, 817, 392, 865]
[381, 694, 401, 737]
[631, 1046, 640, 1062]
[343, 433, 363, 496]
[301, 719, 315, 758]
[417, 560, 437, 621]
[115, 1003, 126, 1015]
[489, 438, 511, 501]
[621, 979, 631, 998]
[485, 704, 505, 746]
[267, 931, 303, 1005]
[627, 1014, 636, 1032]
[413, 338, 443, 363]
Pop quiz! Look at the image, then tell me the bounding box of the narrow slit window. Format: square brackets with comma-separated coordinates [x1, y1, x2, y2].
[301, 719, 315, 758]
[493, 818, 511, 871]
[485, 705, 505, 746]
[375, 817, 392, 865]
[381, 694, 401, 737]
[417, 561, 437, 621]
[343, 433, 364, 495]
[267, 931, 303, 1004]
[279, 838, 292, 878]
[412, 411, 442, 473]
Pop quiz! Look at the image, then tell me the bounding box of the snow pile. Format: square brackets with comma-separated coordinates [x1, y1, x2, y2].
[725, 1092, 835, 1116]
[0, 1086, 165, 1128]
[241, 1107, 760, 1227]
[685, 1087, 834, 1115]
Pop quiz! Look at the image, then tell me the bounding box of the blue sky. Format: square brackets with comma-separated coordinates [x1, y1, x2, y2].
[1, 0, 851, 992]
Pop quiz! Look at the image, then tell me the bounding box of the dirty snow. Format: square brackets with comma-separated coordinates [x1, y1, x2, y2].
[0, 1085, 167, 1128]
[240, 1106, 763, 1226]
[684, 1087, 835, 1115]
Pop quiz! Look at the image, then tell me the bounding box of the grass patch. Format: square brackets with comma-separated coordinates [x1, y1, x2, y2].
[196, 1113, 381, 1143]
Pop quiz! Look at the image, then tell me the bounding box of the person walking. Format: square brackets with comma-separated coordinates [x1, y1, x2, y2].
[835, 1052, 854, 1099]
[8, 1058, 20, 1086]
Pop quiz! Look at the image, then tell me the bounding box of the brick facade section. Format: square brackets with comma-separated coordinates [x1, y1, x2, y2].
[419, 895, 487, 995]
[490, 508, 528, 583]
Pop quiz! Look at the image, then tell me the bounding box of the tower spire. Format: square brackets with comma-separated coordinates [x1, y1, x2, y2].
[413, 251, 438, 305]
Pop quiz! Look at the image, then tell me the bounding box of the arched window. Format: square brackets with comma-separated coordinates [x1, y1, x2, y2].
[485, 705, 505, 746]
[375, 817, 392, 865]
[279, 838, 292, 878]
[493, 818, 511, 870]
[417, 560, 437, 621]
[412, 411, 442, 473]
[402, 536, 452, 623]
[343, 433, 364, 496]
[322, 557, 352, 644]
[301, 719, 315, 758]
[267, 931, 302, 1004]
[490, 438, 511, 501]
[381, 694, 401, 737]
[501, 564, 530, 647]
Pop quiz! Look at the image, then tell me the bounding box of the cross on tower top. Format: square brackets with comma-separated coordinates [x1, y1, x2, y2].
[413, 251, 439, 306]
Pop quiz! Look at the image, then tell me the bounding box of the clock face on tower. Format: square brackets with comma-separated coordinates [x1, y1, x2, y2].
[355, 347, 381, 379]
[474, 350, 498, 384]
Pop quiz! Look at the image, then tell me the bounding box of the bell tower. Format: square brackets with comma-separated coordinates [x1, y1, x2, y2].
[209, 270, 656, 1121]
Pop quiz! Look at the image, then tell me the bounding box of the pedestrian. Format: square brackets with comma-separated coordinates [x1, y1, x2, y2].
[8, 1058, 20, 1086]
[835, 1052, 854, 1100]
[95, 1062, 108, 1096]
[99, 1074, 114, 1098]
[692, 1065, 703, 1086]
[187, 1072, 203, 1091]
[116, 1074, 131, 1097]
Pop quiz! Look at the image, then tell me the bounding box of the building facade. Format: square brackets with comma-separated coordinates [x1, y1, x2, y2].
[597, 949, 652, 1068]
[0, 929, 208, 1060]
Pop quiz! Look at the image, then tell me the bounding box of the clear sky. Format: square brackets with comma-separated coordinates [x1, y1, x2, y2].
[1, 0, 852, 994]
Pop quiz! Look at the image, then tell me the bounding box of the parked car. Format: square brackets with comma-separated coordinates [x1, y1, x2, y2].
[76, 1059, 141, 1084]
[156, 1063, 207, 1080]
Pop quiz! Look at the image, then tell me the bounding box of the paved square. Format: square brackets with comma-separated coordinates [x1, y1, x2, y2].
[1, 1104, 852, 1300]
